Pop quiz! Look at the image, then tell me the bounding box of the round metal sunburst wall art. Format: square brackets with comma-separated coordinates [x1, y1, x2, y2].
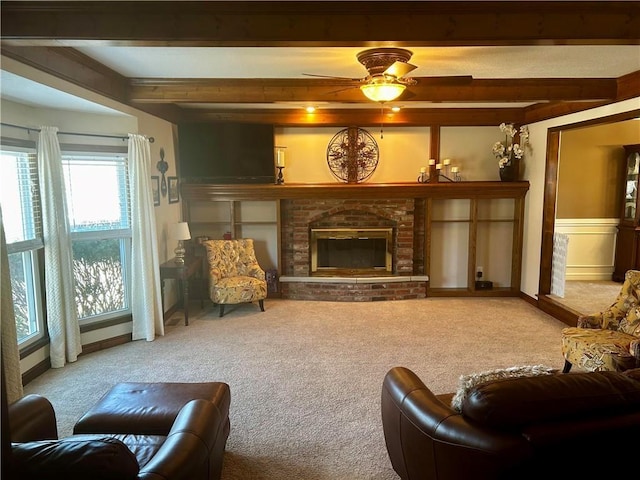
[326, 127, 379, 183]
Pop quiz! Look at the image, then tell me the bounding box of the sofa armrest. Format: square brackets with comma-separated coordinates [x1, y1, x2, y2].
[381, 367, 531, 480]
[138, 399, 228, 480]
[8, 394, 58, 442]
[577, 307, 630, 330]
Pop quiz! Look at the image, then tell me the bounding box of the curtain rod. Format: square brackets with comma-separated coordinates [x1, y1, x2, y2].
[0, 122, 154, 143]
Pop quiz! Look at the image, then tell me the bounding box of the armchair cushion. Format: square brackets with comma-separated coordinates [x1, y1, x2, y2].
[11, 436, 139, 480]
[214, 276, 267, 304]
[561, 327, 639, 372]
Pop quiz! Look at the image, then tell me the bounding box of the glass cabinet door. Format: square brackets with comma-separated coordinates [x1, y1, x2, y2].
[624, 151, 639, 222]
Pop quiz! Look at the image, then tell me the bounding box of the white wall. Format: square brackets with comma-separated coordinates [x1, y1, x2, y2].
[554, 218, 619, 280]
[277, 125, 502, 183]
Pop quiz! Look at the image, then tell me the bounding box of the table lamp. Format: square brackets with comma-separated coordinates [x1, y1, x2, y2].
[171, 222, 191, 264]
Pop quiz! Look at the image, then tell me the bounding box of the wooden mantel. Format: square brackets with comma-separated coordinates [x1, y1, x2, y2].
[181, 181, 530, 202]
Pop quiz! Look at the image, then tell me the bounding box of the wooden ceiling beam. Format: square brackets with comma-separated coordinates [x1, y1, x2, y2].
[2, 1, 639, 46]
[617, 70, 640, 101]
[178, 107, 526, 127]
[1, 44, 130, 104]
[127, 78, 618, 104]
[522, 101, 612, 124]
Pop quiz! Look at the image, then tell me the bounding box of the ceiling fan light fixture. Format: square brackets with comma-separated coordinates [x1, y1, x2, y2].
[360, 81, 406, 103]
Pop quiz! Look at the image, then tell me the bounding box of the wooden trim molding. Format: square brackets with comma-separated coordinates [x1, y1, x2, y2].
[539, 130, 561, 296]
[181, 181, 530, 202]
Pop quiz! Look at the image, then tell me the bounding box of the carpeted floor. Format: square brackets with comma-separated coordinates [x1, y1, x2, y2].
[549, 279, 620, 315]
[24, 297, 569, 480]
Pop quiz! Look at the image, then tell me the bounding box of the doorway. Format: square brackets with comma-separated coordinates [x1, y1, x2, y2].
[538, 111, 640, 323]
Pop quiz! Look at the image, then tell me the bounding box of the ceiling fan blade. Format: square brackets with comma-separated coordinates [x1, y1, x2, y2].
[399, 89, 416, 100]
[384, 61, 418, 79]
[324, 85, 359, 95]
[302, 73, 362, 81]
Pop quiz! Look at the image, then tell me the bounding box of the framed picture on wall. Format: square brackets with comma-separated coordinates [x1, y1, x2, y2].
[168, 176, 179, 204]
[151, 176, 160, 206]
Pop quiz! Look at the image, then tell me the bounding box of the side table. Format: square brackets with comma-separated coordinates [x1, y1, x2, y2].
[159, 256, 204, 326]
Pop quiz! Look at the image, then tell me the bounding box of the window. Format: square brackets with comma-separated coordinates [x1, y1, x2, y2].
[62, 153, 131, 322]
[0, 147, 45, 346]
[1, 142, 133, 350]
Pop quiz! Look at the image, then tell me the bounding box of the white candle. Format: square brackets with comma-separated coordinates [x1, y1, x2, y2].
[436, 163, 442, 170]
[429, 159, 436, 166]
[420, 166, 427, 173]
[276, 150, 285, 167]
[451, 166, 459, 173]
[443, 158, 451, 166]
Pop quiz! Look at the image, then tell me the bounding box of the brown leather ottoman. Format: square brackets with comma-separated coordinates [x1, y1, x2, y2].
[74, 382, 231, 435]
[73, 382, 231, 480]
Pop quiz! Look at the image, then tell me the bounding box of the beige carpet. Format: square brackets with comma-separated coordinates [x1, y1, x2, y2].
[23, 298, 568, 480]
[549, 280, 620, 315]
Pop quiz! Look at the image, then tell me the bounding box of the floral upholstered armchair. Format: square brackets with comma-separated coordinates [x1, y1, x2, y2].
[202, 239, 267, 317]
[561, 269, 640, 373]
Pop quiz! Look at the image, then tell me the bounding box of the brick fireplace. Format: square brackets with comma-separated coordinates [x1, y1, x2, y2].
[280, 197, 428, 301]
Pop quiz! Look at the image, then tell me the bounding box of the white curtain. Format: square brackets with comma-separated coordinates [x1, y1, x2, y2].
[1, 205, 24, 404]
[128, 134, 164, 341]
[38, 126, 82, 368]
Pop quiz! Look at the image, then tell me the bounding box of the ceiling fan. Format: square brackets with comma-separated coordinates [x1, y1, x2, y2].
[304, 47, 472, 104]
[304, 47, 419, 103]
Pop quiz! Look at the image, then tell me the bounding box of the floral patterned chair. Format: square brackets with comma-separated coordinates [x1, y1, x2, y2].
[202, 239, 267, 317]
[561, 269, 640, 373]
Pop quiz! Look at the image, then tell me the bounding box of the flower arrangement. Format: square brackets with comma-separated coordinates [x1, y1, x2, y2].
[493, 123, 530, 169]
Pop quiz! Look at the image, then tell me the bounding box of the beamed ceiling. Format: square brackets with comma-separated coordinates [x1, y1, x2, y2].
[1, 1, 639, 126]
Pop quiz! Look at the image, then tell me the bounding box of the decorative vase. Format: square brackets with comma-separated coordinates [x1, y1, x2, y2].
[499, 160, 519, 182]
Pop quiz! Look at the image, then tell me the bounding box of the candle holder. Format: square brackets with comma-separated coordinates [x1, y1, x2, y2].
[276, 166, 285, 184]
[417, 171, 429, 183]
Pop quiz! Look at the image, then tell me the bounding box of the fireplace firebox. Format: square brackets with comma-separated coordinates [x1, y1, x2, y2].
[310, 228, 393, 275]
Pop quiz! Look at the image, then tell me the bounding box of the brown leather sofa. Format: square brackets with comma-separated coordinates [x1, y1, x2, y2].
[6, 382, 231, 480]
[381, 366, 640, 480]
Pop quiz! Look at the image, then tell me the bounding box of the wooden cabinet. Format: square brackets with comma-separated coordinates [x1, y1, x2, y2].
[613, 144, 640, 282]
[426, 196, 524, 296]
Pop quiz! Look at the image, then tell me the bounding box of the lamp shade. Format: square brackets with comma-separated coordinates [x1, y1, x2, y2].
[360, 80, 406, 103]
[170, 222, 191, 240]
